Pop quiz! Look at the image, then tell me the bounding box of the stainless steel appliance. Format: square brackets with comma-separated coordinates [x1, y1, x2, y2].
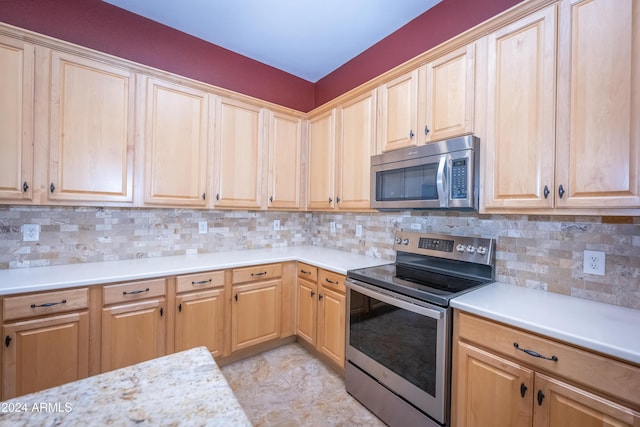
[345, 231, 496, 427]
[370, 135, 480, 211]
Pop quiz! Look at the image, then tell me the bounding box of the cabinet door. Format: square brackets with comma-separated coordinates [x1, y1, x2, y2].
[453, 341, 534, 427]
[308, 109, 336, 210]
[143, 77, 209, 207]
[555, 0, 640, 208]
[378, 70, 419, 152]
[533, 373, 640, 427]
[48, 51, 135, 203]
[101, 298, 166, 372]
[0, 36, 34, 201]
[296, 278, 317, 345]
[175, 289, 225, 358]
[267, 111, 302, 209]
[336, 91, 376, 210]
[425, 44, 475, 142]
[317, 284, 345, 368]
[2, 312, 89, 399]
[214, 97, 264, 209]
[231, 279, 281, 352]
[481, 6, 557, 210]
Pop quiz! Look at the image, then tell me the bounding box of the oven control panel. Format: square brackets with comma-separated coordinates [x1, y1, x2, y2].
[394, 231, 495, 265]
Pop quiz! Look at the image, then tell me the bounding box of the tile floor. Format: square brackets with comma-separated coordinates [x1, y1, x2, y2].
[221, 342, 386, 426]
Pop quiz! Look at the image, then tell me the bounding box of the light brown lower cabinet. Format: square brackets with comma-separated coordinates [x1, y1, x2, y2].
[231, 264, 282, 352]
[101, 279, 167, 372]
[174, 270, 226, 358]
[452, 311, 640, 427]
[296, 264, 346, 368]
[1, 288, 90, 399]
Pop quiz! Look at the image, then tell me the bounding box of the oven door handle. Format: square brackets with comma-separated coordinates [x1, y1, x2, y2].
[436, 155, 448, 208]
[345, 278, 444, 320]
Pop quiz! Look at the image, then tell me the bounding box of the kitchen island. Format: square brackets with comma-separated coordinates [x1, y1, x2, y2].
[0, 346, 251, 426]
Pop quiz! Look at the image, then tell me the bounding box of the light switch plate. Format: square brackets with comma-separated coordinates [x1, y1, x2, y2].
[273, 220, 280, 231]
[23, 224, 40, 241]
[198, 220, 208, 234]
[330, 222, 336, 233]
[356, 224, 363, 237]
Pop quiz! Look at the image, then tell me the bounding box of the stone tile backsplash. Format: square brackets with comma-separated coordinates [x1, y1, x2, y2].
[1, 206, 638, 310]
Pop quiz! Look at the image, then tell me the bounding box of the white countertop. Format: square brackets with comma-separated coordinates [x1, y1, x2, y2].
[0, 346, 251, 425]
[0, 245, 390, 295]
[451, 282, 640, 366]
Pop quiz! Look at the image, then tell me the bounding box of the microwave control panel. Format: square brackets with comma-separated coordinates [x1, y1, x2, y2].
[451, 159, 468, 199]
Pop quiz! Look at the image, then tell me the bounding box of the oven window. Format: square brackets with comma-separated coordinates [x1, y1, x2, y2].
[375, 162, 438, 201]
[348, 289, 438, 397]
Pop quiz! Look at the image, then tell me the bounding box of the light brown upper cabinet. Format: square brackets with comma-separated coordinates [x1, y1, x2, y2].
[425, 44, 475, 142]
[483, 0, 640, 212]
[267, 111, 303, 209]
[213, 97, 265, 209]
[555, 0, 640, 209]
[378, 45, 475, 153]
[47, 51, 135, 204]
[336, 91, 377, 210]
[308, 109, 337, 210]
[0, 36, 34, 202]
[377, 70, 420, 152]
[141, 76, 210, 207]
[308, 91, 376, 211]
[480, 5, 558, 210]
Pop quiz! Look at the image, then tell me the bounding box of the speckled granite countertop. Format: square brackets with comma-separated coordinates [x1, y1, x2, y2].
[0, 347, 251, 426]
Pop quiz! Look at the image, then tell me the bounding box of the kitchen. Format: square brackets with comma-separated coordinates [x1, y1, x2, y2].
[1, 0, 639, 425]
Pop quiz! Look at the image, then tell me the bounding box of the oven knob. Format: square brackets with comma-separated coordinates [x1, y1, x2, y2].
[395, 237, 402, 244]
[477, 246, 487, 255]
[466, 245, 476, 254]
[402, 238, 410, 245]
[456, 244, 466, 253]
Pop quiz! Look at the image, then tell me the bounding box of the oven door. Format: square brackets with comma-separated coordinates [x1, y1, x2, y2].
[345, 278, 450, 424]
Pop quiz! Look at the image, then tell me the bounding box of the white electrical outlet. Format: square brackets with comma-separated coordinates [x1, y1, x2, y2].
[330, 222, 336, 233]
[410, 223, 421, 230]
[23, 224, 40, 241]
[198, 220, 208, 234]
[356, 224, 363, 237]
[583, 250, 605, 276]
[273, 220, 281, 231]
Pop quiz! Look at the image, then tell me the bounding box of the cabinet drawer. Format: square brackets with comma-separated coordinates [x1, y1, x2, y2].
[103, 278, 166, 305]
[297, 263, 318, 281]
[232, 264, 282, 284]
[176, 270, 224, 293]
[456, 311, 640, 409]
[318, 269, 345, 293]
[3, 288, 89, 321]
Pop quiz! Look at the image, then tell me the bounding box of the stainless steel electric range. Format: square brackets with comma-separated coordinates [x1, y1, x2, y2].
[345, 231, 496, 427]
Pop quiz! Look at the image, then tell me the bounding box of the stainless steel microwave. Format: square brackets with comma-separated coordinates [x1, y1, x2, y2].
[370, 135, 480, 210]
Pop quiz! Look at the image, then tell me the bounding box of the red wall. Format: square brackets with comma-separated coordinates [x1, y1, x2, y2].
[1, 0, 521, 112]
[315, 0, 522, 106]
[0, 0, 316, 112]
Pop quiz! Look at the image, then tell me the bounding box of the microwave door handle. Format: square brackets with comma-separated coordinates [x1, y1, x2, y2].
[436, 156, 447, 208]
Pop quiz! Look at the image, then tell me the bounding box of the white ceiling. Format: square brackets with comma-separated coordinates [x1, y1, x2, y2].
[103, 0, 442, 82]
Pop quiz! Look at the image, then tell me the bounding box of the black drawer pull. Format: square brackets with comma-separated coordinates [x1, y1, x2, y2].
[5, 336, 11, 348]
[537, 390, 545, 406]
[123, 288, 150, 295]
[513, 342, 558, 361]
[300, 270, 312, 275]
[310, 290, 316, 298]
[192, 279, 213, 286]
[31, 299, 67, 308]
[325, 278, 339, 285]
[520, 383, 528, 398]
[251, 271, 267, 277]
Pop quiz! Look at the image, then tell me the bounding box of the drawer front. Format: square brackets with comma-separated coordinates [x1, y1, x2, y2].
[232, 263, 282, 284]
[103, 278, 166, 305]
[297, 263, 318, 281]
[456, 311, 640, 409]
[3, 288, 89, 321]
[176, 270, 224, 293]
[318, 269, 345, 293]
